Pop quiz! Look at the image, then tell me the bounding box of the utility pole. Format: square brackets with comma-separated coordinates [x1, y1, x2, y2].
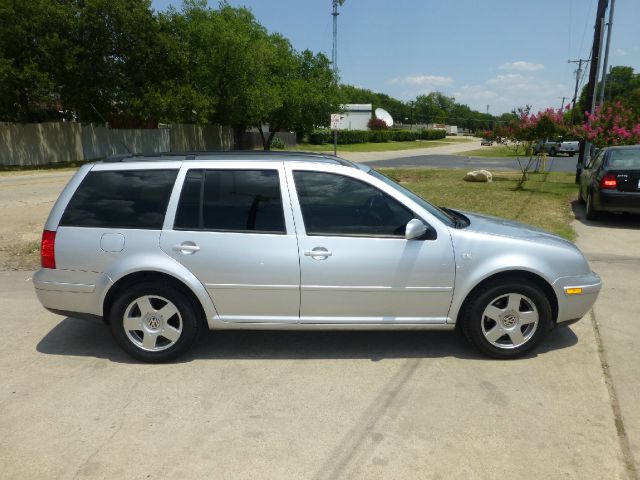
[576, 0, 609, 182]
[568, 59, 588, 123]
[598, 0, 616, 105]
[331, 0, 345, 76]
[558, 96, 568, 111]
[331, 0, 345, 156]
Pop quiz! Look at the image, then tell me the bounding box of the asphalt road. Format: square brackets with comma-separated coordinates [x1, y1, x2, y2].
[362, 154, 578, 172]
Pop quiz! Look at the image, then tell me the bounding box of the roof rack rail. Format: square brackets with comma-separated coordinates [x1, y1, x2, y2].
[102, 150, 347, 164]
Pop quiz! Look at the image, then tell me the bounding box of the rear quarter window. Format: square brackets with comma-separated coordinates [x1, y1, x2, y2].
[60, 169, 178, 229]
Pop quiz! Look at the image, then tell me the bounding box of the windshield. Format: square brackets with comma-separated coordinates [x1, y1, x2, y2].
[367, 169, 456, 226]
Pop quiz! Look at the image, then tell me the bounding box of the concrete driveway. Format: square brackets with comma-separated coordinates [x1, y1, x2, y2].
[572, 204, 640, 476]
[0, 270, 629, 479]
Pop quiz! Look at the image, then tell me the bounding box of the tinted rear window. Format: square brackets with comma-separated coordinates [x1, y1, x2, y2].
[607, 149, 640, 169]
[60, 170, 178, 229]
[174, 169, 285, 233]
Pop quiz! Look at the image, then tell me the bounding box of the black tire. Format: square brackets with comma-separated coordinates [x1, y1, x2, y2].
[585, 189, 600, 221]
[569, 152, 575, 157]
[461, 280, 552, 359]
[109, 282, 201, 363]
[549, 147, 557, 157]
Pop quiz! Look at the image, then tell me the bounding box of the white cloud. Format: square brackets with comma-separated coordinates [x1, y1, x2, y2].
[487, 74, 525, 86]
[388, 74, 453, 87]
[615, 48, 627, 56]
[454, 85, 498, 101]
[454, 73, 569, 114]
[499, 61, 544, 72]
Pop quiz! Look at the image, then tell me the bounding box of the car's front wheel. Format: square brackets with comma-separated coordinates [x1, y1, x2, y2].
[109, 283, 201, 362]
[461, 280, 552, 359]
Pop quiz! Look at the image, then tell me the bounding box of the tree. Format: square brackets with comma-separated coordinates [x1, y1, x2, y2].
[60, 0, 162, 125]
[576, 101, 640, 147]
[489, 107, 571, 188]
[0, 0, 76, 121]
[259, 48, 339, 149]
[576, 65, 640, 119]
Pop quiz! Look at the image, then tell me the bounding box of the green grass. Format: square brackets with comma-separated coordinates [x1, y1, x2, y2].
[458, 145, 526, 158]
[289, 140, 452, 153]
[379, 168, 577, 240]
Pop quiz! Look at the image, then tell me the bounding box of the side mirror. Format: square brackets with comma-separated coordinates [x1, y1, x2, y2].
[405, 219, 428, 240]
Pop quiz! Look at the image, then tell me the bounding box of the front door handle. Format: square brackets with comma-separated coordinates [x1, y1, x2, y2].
[173, 242, 200, 255]
[304, 248, 332, 259]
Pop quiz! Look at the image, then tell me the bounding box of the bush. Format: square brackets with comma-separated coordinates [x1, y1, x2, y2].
[271, 136, 285, 149]
[368, 118, 389, 130]
[308, 130, 332, 144]
[308, 128, 445, 145]
[390, 130, 420, 141]
[337, 130, 370, 144]
[368, 130, 391, 143]
[418, 129, 446, 140]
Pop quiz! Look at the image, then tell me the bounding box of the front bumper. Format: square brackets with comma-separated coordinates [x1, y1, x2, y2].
[552, 271, 601, 325]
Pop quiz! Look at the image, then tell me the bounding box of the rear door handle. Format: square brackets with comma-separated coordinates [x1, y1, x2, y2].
[173, 243, 200, 254]
[304, 248, 332, 259]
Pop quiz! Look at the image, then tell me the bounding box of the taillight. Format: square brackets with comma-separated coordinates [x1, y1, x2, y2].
[600, 175, 617, 189]
[41, 230, 56, 269]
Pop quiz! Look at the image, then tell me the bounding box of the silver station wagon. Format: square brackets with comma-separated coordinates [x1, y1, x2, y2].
[34, 152, 601, 362]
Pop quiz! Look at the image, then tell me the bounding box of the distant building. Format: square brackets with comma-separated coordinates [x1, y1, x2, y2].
[426, 123, 458, 135]
[337, 104, 372, 130]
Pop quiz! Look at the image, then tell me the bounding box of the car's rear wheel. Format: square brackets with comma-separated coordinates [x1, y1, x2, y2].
[585, 189, 600, 221]
[109, 282, 201, 362]
[549, 147, 557, 157]
[461, 280, 552, 359]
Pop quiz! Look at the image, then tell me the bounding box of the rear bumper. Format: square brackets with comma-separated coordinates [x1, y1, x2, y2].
[598, 190, 640, 213]
[33, 268, 112, 318]
[552, 271, 601, 325]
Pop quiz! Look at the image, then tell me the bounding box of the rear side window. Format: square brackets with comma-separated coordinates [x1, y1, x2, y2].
[174, 169, 285, 233]
[60, 170, 178, 229]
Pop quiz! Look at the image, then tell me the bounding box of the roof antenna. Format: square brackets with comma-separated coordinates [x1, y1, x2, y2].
[90, 103, 134, 156]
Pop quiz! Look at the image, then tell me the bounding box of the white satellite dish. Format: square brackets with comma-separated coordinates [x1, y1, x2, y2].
[375, 108, 394, 127]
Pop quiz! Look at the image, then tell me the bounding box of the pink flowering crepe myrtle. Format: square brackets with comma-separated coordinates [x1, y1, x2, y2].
[578, 101, 640, 147]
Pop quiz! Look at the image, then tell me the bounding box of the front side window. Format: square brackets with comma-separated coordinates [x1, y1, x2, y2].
[293, 171, 414, 237]
[60, 169, 178, 229]
[174, 169, 285, 233]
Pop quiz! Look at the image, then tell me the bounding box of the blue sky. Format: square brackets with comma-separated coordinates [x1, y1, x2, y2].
[151, 0, 640, 115]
